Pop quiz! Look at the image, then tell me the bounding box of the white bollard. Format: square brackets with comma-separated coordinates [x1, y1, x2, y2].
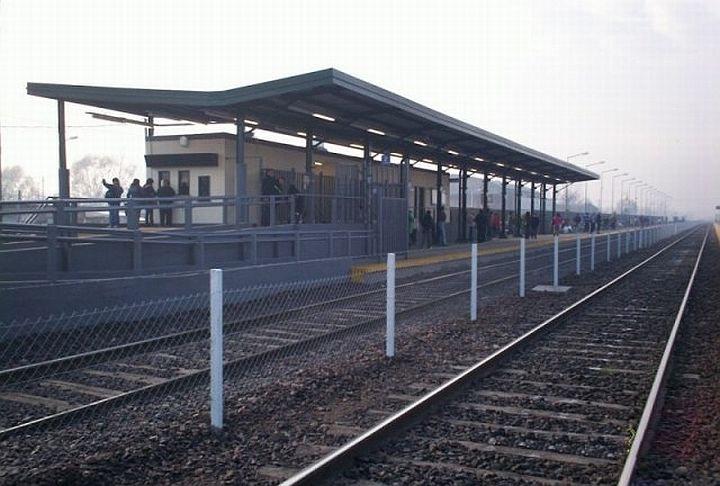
[591, 234, 596, 271]
[607, 234, 611, 262]
[576, 234, 581, 275]
[471, 244, 478, 321]
[553, 236, 559, 287]
[386, 253, 395, 357]
[210, 268, 223, 431]
[519, 238, 526, 297]
[617, 232, 622, 259]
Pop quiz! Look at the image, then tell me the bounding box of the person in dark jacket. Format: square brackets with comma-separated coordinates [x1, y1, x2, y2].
[142, 178, 157, 226]
[125, 178, 142, 228]
[474, 210, 487, 243]
[421, 210, 434, 248]
[157, 179, 176, 227]
[102, 177, 123, 227]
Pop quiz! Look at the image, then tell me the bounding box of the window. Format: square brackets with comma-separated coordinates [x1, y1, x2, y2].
[198, 176, 210, 200]
[178, 170, 190, 195]
[158, 171, 170, 186]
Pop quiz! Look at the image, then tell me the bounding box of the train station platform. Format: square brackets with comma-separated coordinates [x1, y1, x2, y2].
[351, 233, 574, 282]
[349, 226, 657, 283]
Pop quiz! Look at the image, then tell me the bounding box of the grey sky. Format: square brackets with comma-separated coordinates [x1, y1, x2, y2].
[1, 0, 718, 218]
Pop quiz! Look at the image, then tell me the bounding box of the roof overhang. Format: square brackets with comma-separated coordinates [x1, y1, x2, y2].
[28, 68, 598, 183]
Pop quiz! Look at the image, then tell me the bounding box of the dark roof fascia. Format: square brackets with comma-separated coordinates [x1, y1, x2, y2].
[27, 68, 597, 182]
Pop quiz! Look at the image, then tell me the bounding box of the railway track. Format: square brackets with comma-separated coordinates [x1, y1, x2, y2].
[280, 226, 707, 485]
[0, 229, 659, 438]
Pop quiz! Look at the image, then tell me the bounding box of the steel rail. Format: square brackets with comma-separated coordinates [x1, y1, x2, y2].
[0, 260, 523, 439]
[280, 227, 701, 485]
[0, 227, 684, 438]
[617, 226, 709, 485]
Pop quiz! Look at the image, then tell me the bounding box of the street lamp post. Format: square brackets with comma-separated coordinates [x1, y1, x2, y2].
[565, 151, 589, 213]
[611, 172, 628, 214]
[583, 160, 605, 213]
[598, 168, 618, 214]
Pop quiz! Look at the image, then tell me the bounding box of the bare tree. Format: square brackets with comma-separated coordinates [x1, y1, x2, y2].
[70, 155, 140, 198]
[1, 165, 42, 200]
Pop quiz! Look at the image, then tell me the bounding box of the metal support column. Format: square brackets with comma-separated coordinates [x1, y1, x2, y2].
[305, 131, 314, 224]
[436, 161, 442, 241]
[552, 184, 557, 217]
[540, 183, 547, 234]
[363, 142, 372, 251]
[461, 167, 468, 241]
[234, 117, 246, 226]
[57, 100, 69, 201]
[500, 175, 508, 238]
[515, 180, 522, 237]
[483, 173, 489, 212]
[530, 182, 535, 216]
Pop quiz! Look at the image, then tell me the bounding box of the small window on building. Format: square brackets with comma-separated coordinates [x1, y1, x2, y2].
[158, 171, 171, 186]
[178, 170, 190, 195]
[198, 176, 210, 200]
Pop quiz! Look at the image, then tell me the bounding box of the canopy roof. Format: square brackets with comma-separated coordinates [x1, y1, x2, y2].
[28, 68, 597, 183]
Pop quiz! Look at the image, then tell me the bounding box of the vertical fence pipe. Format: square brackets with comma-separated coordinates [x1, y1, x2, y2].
[576, 234, 581, 275]
[617, 232, 622, 259]
[471, 243, 478, 321]
[519, 238, 526, 297]
[606, 234, 611, 262]
[386, 253, 396, 357]
[210, 268, 223, 431]
[591, 234, 596, 271]
[553, 236, 559, 287]
[47, 224, 58, 282]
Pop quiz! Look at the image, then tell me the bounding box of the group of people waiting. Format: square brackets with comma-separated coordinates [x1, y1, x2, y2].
[261, 169, 303, 225]
[408, 206, 448, 249]
[102, 177, 176, 228]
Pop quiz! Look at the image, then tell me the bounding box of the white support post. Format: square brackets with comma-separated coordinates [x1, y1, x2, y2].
[470, 244, 478, 321]
[606, 234, 611, 262]
[617, 232, 622, 259]
[634, 229, 638, 251]
[590, 234, 596, 271]
[386, 253, 396, 357]
[626, 231, 630, 254]
[210, 268, 223, 431]
[519, 238, 526, 297]
[553, 236, 559, 287]
[576, 234, 581, 275]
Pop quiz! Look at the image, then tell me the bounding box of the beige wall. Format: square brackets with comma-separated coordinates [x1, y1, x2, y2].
[146, 134, 449, 225]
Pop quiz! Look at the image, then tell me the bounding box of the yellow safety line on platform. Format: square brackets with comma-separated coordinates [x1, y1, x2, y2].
[350, 234, 580, 282]
[714, 223, 720, 244]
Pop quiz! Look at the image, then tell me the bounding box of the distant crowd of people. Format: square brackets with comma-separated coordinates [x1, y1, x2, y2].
[102, 177, 176, 228]
[261, 169, 303, 225]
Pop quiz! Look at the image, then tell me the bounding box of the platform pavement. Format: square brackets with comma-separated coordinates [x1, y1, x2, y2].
[715, 223, 720, 244]
[350, 229, 637, 282]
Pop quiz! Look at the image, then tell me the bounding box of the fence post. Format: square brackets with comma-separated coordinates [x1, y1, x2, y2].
[576, 234, 581, 276]
[519, 238, 526, 297]
[591, 234, 596, 271]
[553, 236, 559, 287]
[606, 234, 611, 262]
[471, 243, 478, 321]
[210, 268, 223, 431]
[617, 232, 622, 259]
[194, 234, 205, 269]
[133, 230, 143, 274]
[184, 199, 193, 231]
[47, 224, 58, 282]
[386, 253, 395, 357]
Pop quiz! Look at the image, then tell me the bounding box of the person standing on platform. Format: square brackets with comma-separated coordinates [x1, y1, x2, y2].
[421, 210, 434, 248]
[551, 212, 562, 236]
[475, 210, 487, 243]
[102, 177, 123, 228]
[531, 213, 540, 239]
[523, 211, 531, 239]
[437, 206, 447, 246]
[125, 178, 142, 228]
[142, 178, 157, 226]
[408, 210, 416, 247]
[157, 179, 176, 227]
[595, 212, 602, 234]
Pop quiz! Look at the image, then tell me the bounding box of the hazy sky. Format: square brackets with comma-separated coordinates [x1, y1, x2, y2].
[1, 0, 718, 218]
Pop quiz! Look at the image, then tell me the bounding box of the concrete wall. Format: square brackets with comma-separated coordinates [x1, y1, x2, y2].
[0, 257, 353, 328]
